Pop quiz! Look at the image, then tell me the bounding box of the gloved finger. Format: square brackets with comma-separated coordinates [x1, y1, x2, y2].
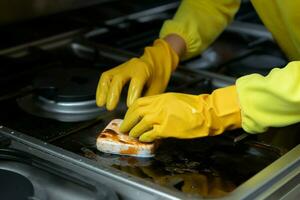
[106, 75, 128, 110]
[144, 81, 167, 97]
[96, 72, 111, 107]
[127, 78, 146, 107]
[128, 95, 158, 110]
[138, 126, 160, 142]
[121, 96, 158, 132]
[120, 105, 149, 133]
[129, 116, 155, 138]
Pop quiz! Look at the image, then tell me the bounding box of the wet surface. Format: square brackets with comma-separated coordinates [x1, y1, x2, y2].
[52, 118, 293, 198]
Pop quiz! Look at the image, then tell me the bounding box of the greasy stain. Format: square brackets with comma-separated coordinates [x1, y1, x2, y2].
[97, 122, 155, 157]
[101, 128, 152, 146]
[119, 156, 138, 165]
[120, 146, 138, 155]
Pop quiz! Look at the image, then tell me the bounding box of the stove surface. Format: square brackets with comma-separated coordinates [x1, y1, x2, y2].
[0, 2, 299, 200]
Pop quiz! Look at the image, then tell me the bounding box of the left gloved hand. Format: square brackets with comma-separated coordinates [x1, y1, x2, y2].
[96, 39, 179, 111]
[120, 86, 241, 142]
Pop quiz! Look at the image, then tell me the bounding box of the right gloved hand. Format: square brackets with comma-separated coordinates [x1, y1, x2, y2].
[120, 86, 241, 142]
[96, 39, 179, 110]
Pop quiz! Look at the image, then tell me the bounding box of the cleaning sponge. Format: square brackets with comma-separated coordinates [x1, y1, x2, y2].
[96, 119, 156, 157]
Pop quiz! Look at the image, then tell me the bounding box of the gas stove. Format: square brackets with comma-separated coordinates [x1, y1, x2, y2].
[0, 1, 299, 200]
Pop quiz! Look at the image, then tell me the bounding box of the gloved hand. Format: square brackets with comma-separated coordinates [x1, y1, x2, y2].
[120, 86, 241, 142]
[96, 39, 179, 110]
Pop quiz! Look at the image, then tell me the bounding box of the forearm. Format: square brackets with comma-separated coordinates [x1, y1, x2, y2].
[236, 61, 300, 133]
[163, 34, 187, 59]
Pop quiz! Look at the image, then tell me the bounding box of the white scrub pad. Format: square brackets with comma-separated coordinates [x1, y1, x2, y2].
[96, 119, 156, 157]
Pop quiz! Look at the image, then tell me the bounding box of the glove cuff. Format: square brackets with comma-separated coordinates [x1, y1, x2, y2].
[208, 85, 242, 135]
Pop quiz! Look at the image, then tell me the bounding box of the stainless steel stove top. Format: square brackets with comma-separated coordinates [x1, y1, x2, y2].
[0, 1, 299, 200]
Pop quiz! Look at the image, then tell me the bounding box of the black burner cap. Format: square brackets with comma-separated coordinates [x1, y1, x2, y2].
[34, 67, 100, 102]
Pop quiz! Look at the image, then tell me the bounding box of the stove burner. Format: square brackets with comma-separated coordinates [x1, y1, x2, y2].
[17, 67, 105, 122]
[17, 94, 104, 122]
[0, 169, 34, 199]
[33, 67, 100, 102]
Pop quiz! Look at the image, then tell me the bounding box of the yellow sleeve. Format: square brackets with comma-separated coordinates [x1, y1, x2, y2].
[236, 61, 300, 133]
[251, 0, 300, 61]
[159, 0, 241, 59]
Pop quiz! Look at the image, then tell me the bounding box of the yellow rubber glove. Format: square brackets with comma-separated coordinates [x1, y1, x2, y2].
[120, 86, 241, 142]
[96, 39, 179, 110]
[160, 0, 241, 59]
[236, 61, 300, 133]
